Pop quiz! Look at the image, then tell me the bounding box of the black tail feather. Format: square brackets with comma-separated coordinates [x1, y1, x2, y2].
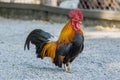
[24, 29, 53, 54]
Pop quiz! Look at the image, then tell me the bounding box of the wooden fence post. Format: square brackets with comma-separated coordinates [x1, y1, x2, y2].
[50, 0, 57, 6]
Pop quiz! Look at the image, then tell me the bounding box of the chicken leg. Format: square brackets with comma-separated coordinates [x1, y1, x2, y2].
[64, 62, 73, 73]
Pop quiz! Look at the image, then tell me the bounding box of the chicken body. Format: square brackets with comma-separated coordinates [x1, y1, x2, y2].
[55, 31, 84, 72]
[24, 9, 84, 72]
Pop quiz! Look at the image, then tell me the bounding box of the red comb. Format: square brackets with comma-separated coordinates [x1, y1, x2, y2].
[69, 9, 83, 21]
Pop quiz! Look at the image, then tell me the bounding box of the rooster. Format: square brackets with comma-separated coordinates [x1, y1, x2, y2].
[24, 9, 84, 73]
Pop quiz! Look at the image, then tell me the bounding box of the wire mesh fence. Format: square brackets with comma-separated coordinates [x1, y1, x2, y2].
[78, 0, 120, 11]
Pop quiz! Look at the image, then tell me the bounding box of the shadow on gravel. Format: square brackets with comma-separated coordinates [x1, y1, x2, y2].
[24, 63, 64, 73]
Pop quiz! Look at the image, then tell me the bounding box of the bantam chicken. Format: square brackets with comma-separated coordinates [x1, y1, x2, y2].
[24, 9, 84, 73]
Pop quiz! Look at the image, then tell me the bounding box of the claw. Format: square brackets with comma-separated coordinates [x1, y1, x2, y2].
[64, 63, 73, 73]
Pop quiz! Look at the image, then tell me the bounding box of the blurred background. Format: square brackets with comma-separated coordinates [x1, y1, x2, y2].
[0, 0, 120, 10]
[0, 0, 120, 28]
[0, 1, 120, 80]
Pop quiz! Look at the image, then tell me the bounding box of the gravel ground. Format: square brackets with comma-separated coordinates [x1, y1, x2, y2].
[0, 18, 120, 80]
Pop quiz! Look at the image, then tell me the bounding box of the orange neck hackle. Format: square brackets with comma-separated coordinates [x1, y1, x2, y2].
[57, 19, 84, 44]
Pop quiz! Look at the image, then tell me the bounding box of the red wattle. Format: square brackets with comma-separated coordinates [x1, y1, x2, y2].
[72, 20, 80, 31]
